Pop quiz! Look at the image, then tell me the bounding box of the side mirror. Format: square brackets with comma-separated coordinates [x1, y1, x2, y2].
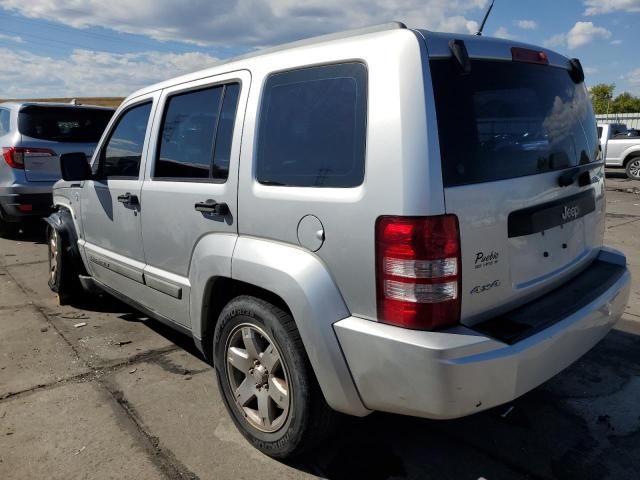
[60, 152, 91, 181]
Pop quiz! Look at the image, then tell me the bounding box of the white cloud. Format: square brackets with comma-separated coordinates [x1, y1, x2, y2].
[543, 33, 568, 49]
[584, 0, 640, 15]
[584, 66, 598, 75]
[567, 22, 611, 49]
[0, 0, 489, 47]
[611, 39, 623, 44]
[0, 33, 23, 43]
[623, 68, 640, 94]
[493, 26, 517, 40]
[0, 48, 220, 98]
[546, 22, 611, 50]
[516, 19, 537, 30]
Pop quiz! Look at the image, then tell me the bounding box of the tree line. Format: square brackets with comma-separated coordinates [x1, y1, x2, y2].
[589, 84, 640, 114]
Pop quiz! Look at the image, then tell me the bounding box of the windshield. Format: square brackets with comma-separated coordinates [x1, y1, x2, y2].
[430, 59, 599, 187]
[18, 106, 113, 143]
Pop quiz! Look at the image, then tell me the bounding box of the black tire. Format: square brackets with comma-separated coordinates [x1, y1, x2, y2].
[0, 217, 17, 238]
[625, 156, 640, 180]
[213, 295, 338, 458]
[46, 225, 78, 305]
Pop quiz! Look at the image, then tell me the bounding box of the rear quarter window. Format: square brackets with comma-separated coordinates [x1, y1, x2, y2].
[0, 109, 10, 135]
[18, 106, 113, 143]
[256, 62, 367, 187]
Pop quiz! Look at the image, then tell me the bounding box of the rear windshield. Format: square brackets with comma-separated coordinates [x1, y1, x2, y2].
[430, 59, 599, 187]
[18, 106, 113, 143]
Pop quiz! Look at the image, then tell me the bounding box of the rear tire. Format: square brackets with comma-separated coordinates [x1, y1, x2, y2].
[213, 295, 338, 458]
[625, 156, 640, 180]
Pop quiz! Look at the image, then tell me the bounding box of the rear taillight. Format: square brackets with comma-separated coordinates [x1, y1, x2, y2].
[2, 147, 56, 169]
[376, 215, 461, 330]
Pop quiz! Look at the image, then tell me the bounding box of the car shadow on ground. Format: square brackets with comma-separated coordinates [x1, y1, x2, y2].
[77, 284, 640, 480]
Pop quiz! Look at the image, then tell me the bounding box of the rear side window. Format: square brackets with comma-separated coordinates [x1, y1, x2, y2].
[0, 109, 10, 135]
[430, 59, 599, 187]
[257, 62, 367, 187]
[100, 102, 152, 178]
[18, 106, 113, 143]
[155, 83, 240, 181]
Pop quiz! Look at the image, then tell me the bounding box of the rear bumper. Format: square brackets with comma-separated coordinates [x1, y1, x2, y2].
[0, 190, 53, 221]
[334, 248, 630, 419]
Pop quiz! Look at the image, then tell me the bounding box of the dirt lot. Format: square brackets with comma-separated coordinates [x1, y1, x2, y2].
[1, 173, 639, 480]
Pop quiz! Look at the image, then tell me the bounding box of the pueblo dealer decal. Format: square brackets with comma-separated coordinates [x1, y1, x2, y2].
[475, 250, 499, 269]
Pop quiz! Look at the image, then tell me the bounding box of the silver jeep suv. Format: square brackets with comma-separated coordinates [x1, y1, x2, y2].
[47, 23, 631, 458]
[0, 102, 113, 236]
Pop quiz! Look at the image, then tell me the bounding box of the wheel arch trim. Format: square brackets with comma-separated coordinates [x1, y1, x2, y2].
[227, 236, 370, 417]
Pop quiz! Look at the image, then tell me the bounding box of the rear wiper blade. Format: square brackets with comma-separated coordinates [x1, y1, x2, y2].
[558, 162, 603, 187]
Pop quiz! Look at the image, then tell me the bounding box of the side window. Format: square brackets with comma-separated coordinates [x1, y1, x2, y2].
[257, 63, 367, 187]
[0, 109, 10, 136]
[99, 102, 152, 178]
[155, 83, 240, 181]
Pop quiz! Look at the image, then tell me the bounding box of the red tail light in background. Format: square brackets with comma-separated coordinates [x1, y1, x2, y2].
[2, 147, 56, 169]
[376, 215, 461, 330]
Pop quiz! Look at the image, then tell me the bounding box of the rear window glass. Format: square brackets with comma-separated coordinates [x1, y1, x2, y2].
[430, 59, 599, 187]
[256, 62, 367, 187]
[18, 106, 113, 143]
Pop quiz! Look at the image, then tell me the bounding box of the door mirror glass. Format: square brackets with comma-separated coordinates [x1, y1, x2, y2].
[60, 152, 91, 181]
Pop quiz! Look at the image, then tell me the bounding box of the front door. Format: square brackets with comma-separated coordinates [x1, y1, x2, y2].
[138, 72, 248, 327]
[80, 96, 157, 300]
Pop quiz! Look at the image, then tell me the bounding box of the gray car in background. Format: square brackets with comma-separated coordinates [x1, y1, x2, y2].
[0, 102, 114, 235]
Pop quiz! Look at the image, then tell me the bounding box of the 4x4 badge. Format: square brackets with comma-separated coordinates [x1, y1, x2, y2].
[470, 280, 501, 295]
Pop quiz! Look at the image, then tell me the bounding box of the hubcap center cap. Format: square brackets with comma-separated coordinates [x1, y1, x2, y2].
[251, 363, 268, 385]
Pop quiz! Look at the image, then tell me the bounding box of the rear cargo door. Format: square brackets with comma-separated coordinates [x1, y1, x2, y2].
[426, 42, 604, 326]
[18, 105, 113, 182]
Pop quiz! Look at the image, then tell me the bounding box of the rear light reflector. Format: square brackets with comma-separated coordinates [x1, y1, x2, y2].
[511, 47, 549, 65]
[2, 147, 56, 169]
[376, 215, 461, 330]
[17, 204, 33, 212]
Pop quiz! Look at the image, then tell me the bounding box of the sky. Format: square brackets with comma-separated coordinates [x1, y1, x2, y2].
[0, 0, 638, 99]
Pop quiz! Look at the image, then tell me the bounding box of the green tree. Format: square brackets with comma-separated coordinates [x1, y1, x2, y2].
[611, 92, 640, 114]
[589, 83, 615, 114]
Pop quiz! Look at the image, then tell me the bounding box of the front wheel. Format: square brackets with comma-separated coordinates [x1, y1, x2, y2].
[213, 296, 338, 458]
[47, 225, 77, 305]
[625, 157, 640, 180]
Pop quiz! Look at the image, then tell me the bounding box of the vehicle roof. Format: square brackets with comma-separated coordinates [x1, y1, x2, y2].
[124, 22, 407, 102]
[122, 21, 573, 103]
[0, 101, 115, 111]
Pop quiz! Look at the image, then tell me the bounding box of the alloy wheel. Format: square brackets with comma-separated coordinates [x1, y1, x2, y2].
[225, 323, 290, 432]
[628, 159, 640, 179]
[48, 229, 58, 283]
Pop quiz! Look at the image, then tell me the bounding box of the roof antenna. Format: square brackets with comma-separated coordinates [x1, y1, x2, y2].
[476, 0, 495, 36]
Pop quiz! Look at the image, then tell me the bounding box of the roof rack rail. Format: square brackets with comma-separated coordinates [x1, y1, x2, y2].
[213, 22, 407, 69]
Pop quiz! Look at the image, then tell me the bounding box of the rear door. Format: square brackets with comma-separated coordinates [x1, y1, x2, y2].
[18, 105, 113, 182]
[425, 40, 604, 326]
